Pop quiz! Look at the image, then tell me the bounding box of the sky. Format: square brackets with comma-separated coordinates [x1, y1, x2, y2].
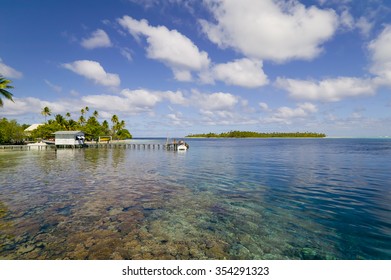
[1, 0, 391, 137]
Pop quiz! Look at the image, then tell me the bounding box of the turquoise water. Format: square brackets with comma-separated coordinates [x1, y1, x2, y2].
[0, 138, 390, 259]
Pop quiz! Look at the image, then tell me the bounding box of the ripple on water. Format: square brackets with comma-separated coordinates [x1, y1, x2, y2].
[1, 139, 391, 259]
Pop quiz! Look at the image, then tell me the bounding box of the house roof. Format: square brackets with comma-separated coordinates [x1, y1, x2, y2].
[53, 131, 84, 135]
[24, 123, 43, 132]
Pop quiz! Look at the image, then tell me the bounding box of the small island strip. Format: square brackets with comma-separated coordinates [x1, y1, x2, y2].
[186, 131, 326, 138]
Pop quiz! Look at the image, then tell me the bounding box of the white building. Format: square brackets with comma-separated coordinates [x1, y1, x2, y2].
[54, 131, 85, 146]
[24, 123, 43, 135]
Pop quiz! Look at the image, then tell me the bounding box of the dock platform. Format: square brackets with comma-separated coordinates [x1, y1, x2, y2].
[0, 142, 186, 151]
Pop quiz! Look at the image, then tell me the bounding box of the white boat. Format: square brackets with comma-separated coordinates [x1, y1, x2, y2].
[177, 144, 188, 151]
[177, 140, 189, 151]
[41, 140, 55, 145]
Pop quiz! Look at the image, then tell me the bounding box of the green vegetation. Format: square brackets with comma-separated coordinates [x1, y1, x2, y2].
[0, 76, 14, 107]
[41, 106, 51, 123]
[186, 130, 326, 138]
[0, 107, 132, 145]
[0, 118, 27, 144]
[30, 107, 132, 141]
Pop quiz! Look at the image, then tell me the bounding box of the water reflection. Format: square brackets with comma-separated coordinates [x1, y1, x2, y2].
[0, 139, 390, 259]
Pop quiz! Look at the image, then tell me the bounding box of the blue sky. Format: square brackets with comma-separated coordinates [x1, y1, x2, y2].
[1, 0, 391, 137]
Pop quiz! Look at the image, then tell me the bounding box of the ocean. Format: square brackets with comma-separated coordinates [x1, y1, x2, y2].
[0, 138, 390, 259]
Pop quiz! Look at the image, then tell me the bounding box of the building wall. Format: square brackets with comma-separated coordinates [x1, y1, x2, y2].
[55, 133, 84, 145]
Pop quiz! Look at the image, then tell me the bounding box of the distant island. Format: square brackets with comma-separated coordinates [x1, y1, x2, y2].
[186, 131, 326, 138]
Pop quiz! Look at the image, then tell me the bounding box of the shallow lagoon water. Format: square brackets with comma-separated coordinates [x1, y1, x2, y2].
[1, 138, 391, 259]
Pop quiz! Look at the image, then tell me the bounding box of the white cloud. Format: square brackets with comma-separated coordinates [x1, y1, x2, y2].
[262, 102, 318, 124]
[338, 8, 374, 36]
[81, 88, 187, 115]
[0, 97, 72, 116]
[185, 90, 258, 126]
[200, 0, 338, 62]
[190, 91, 238, 111]
[62, 60, 120, 87]
[356, 17, 374, 37]
[81, 29, 112, 49]
[273, 23, 390, 104]
[70, 90, 80, 97]
[44, 80, 62, 93]
[167, 112, 181, 123]
[120, 47, 133, 61]
[276, 77, 376, 102]
[259, 102, 270, 111]
[1, 88, 186, 118]
[118, 15, 210, 80]
[82, 89, 161, 113]
[206, 58, 268, 88]
[166, 111, 192, 127]
[340, 9, 355, 30]
[0, 59, 23, 79]
[161, 90, 187, 105]
[172, 69, 192, 82]
[274, 102, 318, 119]
[368, 25, 391, 86]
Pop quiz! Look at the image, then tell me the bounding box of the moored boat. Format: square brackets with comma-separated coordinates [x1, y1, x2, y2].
[177, 140, 189, 151]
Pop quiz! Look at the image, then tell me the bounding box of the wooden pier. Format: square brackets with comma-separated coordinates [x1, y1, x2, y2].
[0, 145, 56, 151]
[86, 143, 163, 149]
[0, 143, 183, 151]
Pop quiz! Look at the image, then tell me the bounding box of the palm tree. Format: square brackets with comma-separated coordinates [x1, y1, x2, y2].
[55, 114, 67, 129]
[0, 76, 14, 107]
[41, 106, 51, 123]
[111, 114, 119, 125]
[111, 115, 119, 138]
[118, 120, 125, 131]
[93, 110, 99, 119]
[102, 120, 109, 134]
[78, 115, 86, 125]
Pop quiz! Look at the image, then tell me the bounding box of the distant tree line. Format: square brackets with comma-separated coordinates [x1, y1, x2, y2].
[186, 130, 326, 138]
[0, 107, 132, 145]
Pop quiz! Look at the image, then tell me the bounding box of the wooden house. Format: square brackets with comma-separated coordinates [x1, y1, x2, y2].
[54, 131, 85, 146]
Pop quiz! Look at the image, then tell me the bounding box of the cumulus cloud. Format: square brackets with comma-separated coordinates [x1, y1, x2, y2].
[81, 88, 187, 115]
[0, 97, 72, 116]
[200, 0, 338, 62]
[166, 111, 192, 127]
[204, 58, 269, 88]
[274, 23, 391, 103]
[82, 89, 161, 113]
[274, 102, 317, 119]
[118, 15, 210, 81]
[1, 88, 187, 118]
[262, 102, 318, 124]
[190, 91, 238, 111]
[62, 60, 120, 87]
[0, 59, 23, 78]
[368, 25, 391, 86]
[81, 29, 112, 49]
[276, 77, 376, 102]
[161, 90, 187, 105]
